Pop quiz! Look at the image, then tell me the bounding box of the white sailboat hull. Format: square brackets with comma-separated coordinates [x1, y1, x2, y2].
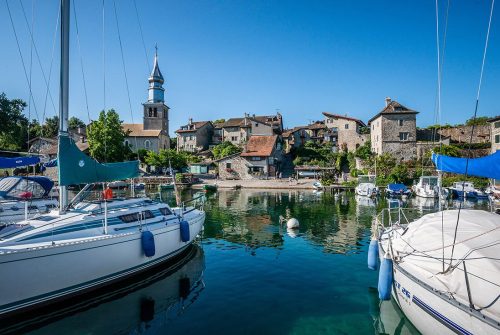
[0, 213, 204, 316]
[389, 261, 499, 335]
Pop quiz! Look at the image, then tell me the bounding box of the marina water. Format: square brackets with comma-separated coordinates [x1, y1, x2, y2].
[3, 189, 489, 335]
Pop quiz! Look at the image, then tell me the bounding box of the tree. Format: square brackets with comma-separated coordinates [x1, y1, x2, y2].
[87, 109, 131, 162]
[68, 116, 86, 130]
[213, 118, 225, 124]
[432, 144, 460, 157]
[465, 116, 490, 126]
[145, 149, 188, 170]
[212, 141, 241, 159]
[170, 137, 177, 149]
[28, 119, 43, 140]
[42, 116, 59, 138]
[0, 93, 27, 150]
[354, 140, 372, 159]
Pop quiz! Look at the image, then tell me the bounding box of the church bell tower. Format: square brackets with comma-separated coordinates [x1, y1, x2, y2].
[143, 47, 170, 148]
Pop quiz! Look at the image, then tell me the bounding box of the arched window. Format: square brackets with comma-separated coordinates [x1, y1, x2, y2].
[153, 108, 158, 117]
[144, 140, 151, 149]
[124, 140, 129, 147]
[148, 108, 153, 117]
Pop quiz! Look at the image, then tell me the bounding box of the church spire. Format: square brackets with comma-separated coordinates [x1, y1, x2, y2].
[148, 45, 165, 103]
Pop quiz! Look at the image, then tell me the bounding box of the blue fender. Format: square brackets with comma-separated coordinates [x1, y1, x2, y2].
[180, 220, 190, 242]
[367, 239, 379, 270]
[141, 230, 155, 257]
[378, 255, 393, 300]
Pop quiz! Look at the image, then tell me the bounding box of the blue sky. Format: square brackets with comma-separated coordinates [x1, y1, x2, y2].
[1, 0, 499, 136]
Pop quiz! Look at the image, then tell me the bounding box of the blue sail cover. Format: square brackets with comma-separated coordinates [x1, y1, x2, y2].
[0, 156, 40, 168]
[432, 151, 500, 180]
[58, 135, 139, 186]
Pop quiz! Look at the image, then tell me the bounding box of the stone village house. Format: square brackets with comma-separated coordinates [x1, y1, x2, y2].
[369, 98, 418, 161]
[322, 112, 369, 152]
[215, 135, 283, 179]
[175, 119, 214, 152]
[218, 113, 283, 146]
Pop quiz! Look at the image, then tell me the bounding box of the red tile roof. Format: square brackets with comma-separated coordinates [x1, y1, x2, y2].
[240, 135, 278, 157]
[322, 112, 366, 127]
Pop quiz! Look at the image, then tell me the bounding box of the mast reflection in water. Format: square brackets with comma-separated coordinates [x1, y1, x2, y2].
[3, 245, 205, 335]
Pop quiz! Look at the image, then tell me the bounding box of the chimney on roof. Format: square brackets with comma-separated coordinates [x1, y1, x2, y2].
[189, 118, 193, 125]
[385, 97, 391, 107]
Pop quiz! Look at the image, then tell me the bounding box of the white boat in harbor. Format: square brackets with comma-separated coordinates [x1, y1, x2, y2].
[369, 151, 500, 335]
[355, 175, 378, 197]
[447, 181, 489, 200]
[412, 176, 439, 198]
[0, 0, 205, 318]
[0, 176, 58, 224]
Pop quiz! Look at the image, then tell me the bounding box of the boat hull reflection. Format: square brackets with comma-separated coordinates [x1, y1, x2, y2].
[2, 244, 205, 335]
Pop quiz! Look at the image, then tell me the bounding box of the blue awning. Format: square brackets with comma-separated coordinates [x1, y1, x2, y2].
[387, 183, 408, 191]
[432, 151, 500, 180]
[0, 156, 40, 168]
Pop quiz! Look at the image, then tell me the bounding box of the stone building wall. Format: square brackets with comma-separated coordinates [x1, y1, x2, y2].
[438, 125, 490, 144]
[325, 118, 367, 152]
[378, 114, 417, 161]
[217, 156, 251, 180]
[222, 127, 250, 146]
[491, 120, 500, 153]
[125, 136, 161, 152]
[370, 116, 383, 155]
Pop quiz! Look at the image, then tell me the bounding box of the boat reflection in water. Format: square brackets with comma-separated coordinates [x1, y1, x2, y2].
[367, 287, 419, 335]
[3, 245, 205, 335]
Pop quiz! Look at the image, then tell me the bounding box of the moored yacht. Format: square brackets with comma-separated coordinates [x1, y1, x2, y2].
[412, 175, 439, 198]
[355, 175, 378, 197]
[0, 0, 205, 318]
[369, 151, 500, 335]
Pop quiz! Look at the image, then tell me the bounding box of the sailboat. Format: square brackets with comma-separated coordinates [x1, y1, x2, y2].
[0, 0, 205, 318]
[0, 156, 59, 224]
[371, 152, 500, 334]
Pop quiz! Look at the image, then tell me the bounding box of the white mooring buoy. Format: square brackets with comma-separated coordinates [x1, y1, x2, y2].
[286, 218, 299, 229]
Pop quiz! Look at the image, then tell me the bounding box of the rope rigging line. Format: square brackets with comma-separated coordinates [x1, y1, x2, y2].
[5, 0, 41, 125]
[112, 0, 139, 154]
[102, 0, 108, 163]
[72, 0, 91, 124]
[40, 3, 60, 140]
[18, 0, 58, 117]
[133, 0, 150, 73]
[448, 0, 495, 272]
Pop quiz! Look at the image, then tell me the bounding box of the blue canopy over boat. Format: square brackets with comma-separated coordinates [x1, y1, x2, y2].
[387, 183, 408, 192]
[0, 156, 40, 168]
[58, 135, 139, 186]
[432, 151, 500, 180]
[0, 176, 54, 197]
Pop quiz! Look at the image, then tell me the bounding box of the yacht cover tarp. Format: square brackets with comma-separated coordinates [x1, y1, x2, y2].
[432, 151, 500, 179]
[387, 184, 407, 192]
[0, 156, 40, 168]
[391, 210, 500, 320]
[58, 135, 139, 186]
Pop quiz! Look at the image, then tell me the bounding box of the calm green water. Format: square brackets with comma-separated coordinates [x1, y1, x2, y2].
[5, 190, 490, 335]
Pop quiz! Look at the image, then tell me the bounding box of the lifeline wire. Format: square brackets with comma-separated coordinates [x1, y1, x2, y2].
[448, 0, 495, 271]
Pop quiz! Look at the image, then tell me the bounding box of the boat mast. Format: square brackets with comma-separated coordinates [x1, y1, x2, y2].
[59, 0, 70, 213]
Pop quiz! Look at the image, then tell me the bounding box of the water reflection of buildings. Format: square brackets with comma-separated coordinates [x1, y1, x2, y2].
[209, 190, 373, 255]
[209, 190, 284, 251]
[5, 246, 205, 335]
